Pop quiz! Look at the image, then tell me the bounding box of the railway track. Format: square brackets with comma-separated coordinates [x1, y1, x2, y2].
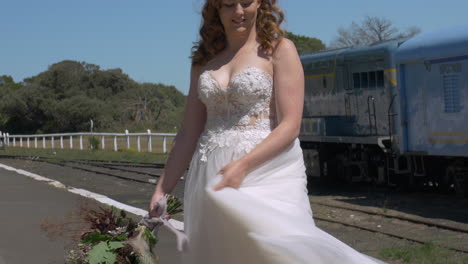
[0, 155, 165, 168]
[1, 155, 467, 255]
[311, 201, 468, 254]
[0, 155, 168, 185]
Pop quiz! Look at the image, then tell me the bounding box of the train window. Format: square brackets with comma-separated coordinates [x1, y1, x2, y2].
[353, 71, 385, 89]
[376, 71, 384, 87]
[353, 73, 360, 89]
[369, 71, 376, 89]
[361, 72, 369, 88]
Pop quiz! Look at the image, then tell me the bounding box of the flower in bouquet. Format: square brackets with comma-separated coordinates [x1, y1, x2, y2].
[65, 194, 183, 264]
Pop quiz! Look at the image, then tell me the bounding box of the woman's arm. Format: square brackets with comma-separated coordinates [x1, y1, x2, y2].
[149, 65, 206, 216]
[214, 38, 304, 190]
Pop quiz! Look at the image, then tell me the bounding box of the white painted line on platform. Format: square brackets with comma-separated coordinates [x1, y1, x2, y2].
[0, 163, 184, 230]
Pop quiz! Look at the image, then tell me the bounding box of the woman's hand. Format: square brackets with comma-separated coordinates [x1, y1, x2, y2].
[149, 192, 167, 218]
[213, 159, 249, 191]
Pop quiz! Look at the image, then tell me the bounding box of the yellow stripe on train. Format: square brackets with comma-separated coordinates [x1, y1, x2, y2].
[305, 69, 398, 86]
[384, 68, 397, 86]
[305, 73, 335, 79]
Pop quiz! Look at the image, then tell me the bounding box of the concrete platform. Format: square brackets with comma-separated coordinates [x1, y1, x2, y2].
[0, 166, 181, 264]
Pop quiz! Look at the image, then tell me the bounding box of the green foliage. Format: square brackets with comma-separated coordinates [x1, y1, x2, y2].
[379, 243, 468, 264]
[82, 232, 115, 245]
[89, 136, 100, 150]
[61, 198, 184, 264]
[166, 194, 183, 215]
[0, 60, 186, 134]
[0, 75, 16, 86]
[285, 31, 326, 55]
[143, 227, 158, 247]
[82, 232, 128, 245]
[0, 147, 169, 164]
[86, 241, 124, 264]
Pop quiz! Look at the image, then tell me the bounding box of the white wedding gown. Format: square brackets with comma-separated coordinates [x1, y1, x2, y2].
[182, 66, 386, 264]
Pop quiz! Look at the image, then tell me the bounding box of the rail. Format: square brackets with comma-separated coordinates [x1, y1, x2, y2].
[0, 130, 176, 153]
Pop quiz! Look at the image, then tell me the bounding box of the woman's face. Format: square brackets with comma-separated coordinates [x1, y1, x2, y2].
[218, 0, 261, 34]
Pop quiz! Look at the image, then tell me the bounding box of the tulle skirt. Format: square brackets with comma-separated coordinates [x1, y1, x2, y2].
[182, 139, 385, 264]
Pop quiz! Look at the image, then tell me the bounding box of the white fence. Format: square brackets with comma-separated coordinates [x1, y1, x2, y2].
[0, 130, 176, 153]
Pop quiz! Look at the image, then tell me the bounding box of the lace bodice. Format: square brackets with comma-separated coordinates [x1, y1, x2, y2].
[197, 66, 275, 161]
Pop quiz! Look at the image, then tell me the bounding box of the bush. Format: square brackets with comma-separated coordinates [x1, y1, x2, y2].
[89, 136, 100, 150]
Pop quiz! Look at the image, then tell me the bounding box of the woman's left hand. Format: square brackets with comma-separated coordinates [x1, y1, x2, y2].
[213, 160, 248, 191]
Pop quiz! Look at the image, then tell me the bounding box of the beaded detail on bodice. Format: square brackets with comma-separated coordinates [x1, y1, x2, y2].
[197, 66, 275, 161]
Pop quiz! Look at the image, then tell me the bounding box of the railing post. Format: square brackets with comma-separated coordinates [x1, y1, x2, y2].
[27, 137, 30, 148]
[147, 129, 152, 152]
[60, 136, 64, 149]
[125, 130, 130, 149]
[137, 136, 141, 152]
[6, 133, 9, 146]
[114, 136, 118, 152]
[42, 136, 46, 148]
[101, 136, 105, 150]
[20, 137, 23, 147]
[70, 136, 73, 149]
[13, 137, 16, 147]
[51, 136, 55, 149]
[163, 136, 167, 153]
[34, 137, 37, 148]
[80, 135, 83, 150]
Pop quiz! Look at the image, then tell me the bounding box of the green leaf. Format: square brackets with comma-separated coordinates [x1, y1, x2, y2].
[107, 241, 125, 250]
[113, 233, 128, 241]
[166, 195, 183, 216]
[82, 232, 114, 245]
[143, 227, 158, 246]
[87, 241, 120, 264]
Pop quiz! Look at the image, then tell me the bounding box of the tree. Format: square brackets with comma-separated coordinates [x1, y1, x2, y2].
[285, 31, 326, 55]
[330, 16, 421, 48]
[0, 75, 15, 86]
[0, 60, 186, 134]
[119, 83, 185, 132]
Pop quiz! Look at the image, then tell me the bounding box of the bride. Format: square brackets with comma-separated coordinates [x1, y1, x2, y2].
[149, 0, 386, 263]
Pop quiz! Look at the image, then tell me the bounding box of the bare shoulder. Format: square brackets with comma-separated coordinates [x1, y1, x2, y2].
[272, 38, 300, 64]
[271, 38, 302, 76]
[190, 64, 204, 80]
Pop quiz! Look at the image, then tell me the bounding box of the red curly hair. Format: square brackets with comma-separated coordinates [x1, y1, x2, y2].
[191, 0, 285, 66]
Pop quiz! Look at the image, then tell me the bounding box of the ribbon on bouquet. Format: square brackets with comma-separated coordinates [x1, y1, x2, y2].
[139, 197, 188, 252]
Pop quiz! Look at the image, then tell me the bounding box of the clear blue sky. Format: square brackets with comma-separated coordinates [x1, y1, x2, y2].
[2, 0, 467, 94]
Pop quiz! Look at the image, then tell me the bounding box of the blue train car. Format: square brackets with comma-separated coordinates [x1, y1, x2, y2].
[300, 40, 403, 141]
[300, 39, 405, 184]
[300, 24, 468, 196]
[395, 24, 468, 157]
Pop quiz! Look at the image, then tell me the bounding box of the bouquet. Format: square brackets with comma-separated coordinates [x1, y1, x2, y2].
[65, 194, 184, 264]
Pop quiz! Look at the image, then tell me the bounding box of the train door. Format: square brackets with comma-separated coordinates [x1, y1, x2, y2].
[424, 58, 468, 157]
[344, 64, 359, 125]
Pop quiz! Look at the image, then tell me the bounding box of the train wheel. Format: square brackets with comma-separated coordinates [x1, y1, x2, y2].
[303, 149, 319, 177]
[454, 173, 467, 198]
[439, 168, 454, 194]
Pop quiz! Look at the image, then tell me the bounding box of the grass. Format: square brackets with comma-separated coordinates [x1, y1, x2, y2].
[0, 147, 169, 164]
[379, 243, 468, 264]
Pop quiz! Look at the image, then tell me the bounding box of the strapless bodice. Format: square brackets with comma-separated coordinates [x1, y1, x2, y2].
[196, 66, 275, 161]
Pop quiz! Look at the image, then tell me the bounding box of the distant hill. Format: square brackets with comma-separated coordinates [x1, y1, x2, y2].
[0, 61, 186, 134]
[286, 31, 326, 55]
